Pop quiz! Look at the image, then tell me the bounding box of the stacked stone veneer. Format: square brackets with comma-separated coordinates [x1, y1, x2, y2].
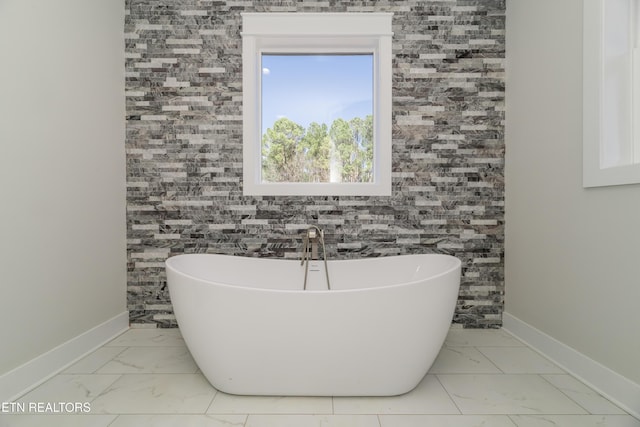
[125, 0, 505, 328]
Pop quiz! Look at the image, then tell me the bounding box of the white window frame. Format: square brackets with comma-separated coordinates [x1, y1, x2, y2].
[241, 13, 393, 196]
[583, 0, 640, 187]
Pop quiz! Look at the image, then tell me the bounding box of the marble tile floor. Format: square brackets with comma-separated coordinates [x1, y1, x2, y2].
[1, 328, 638, 427]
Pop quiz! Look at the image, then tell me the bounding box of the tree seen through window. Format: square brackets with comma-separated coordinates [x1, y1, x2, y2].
[260, 54, 374, 183]
[261, 115, 373, 183]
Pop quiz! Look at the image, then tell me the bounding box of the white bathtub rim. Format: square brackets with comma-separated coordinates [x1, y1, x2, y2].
[165, 253, 461, 294]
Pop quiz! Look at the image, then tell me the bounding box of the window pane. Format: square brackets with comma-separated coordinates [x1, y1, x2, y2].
[260, 54, 374, 183]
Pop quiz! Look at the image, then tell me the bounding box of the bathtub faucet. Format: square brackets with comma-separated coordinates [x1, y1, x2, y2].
[301, 226, 324, 261]
[300, 226, 331, 290]
[308, 227, 319, 260]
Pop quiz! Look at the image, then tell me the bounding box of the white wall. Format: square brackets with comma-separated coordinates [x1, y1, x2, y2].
[0, 0, 126, 376]
[506, 0, 640, 387]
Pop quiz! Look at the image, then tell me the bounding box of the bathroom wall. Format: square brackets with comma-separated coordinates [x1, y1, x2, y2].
[0, 0, 126, 375]
[125, 0, 506, 327]
[506, 0, 640, 387]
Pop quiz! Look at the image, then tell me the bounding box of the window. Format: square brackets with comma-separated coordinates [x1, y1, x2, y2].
[241, 13, 393, 196]
[583, 0, 640, 187]
[261, 54, 374, 185]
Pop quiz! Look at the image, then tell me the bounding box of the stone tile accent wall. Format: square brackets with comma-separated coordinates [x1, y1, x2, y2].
[125, 0, 505, 328]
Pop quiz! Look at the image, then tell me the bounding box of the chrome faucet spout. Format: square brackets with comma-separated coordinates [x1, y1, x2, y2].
[300, 226, 331, 290]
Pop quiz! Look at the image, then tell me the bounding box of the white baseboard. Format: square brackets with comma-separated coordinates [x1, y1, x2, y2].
[0, 311, 129, 402]
[503, 312, 640, 420]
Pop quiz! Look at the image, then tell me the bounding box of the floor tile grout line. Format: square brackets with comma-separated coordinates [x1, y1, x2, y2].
[89, 373, 126, 404]
[433, 374, 464, 415]
[472, 345, 574, 376]
[103, 346, 130, 372]
[204, 388, 220, 415]
[474, 345, 507, 374]
[106, 413, 119, 427]
[506, 414, 522, 426]
[62, 345, 130, 375]
[13, 372, 126, 404]
[537, 373, 602, 416]
[542, 374, 632, 416]
[91, 345, 200, 375]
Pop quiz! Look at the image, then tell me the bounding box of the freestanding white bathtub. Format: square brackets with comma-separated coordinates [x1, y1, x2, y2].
[165, 253, 461, 396]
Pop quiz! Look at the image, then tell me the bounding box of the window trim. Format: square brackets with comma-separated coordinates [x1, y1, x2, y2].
[583, 0, 640, 187]
[241, 13, 393, 196]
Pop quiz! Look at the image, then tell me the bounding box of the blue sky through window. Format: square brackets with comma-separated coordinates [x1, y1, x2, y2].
[260, 54, 373, 135]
